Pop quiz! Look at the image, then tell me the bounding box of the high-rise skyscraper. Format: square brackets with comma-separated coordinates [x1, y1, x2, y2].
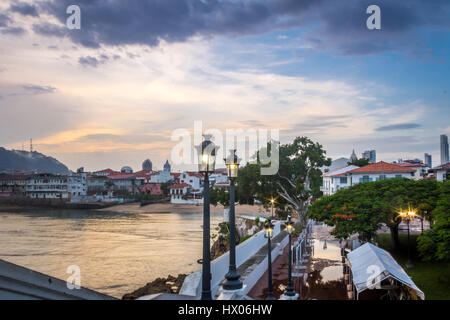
[362, 150, 376, 163]
[441, 134, 449, 164]
[424, 153, 432, 168]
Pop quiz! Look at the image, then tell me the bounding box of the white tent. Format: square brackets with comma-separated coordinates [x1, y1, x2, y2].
[347, 242, 425, 300]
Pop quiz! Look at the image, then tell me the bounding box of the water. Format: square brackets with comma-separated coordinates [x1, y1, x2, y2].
[0, 209, 223, 298]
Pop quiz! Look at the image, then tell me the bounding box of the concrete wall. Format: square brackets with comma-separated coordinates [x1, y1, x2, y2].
[179, 221, 281, 299]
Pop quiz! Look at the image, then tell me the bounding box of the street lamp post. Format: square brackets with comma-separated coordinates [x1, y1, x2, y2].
[283, 215, 296, 298]
[223, 150, 243, 291]
[270, 198, 275, 219]
[264, 220, 276, 300]
[399, 208, 416, 268]
[196, 135, 219, 300]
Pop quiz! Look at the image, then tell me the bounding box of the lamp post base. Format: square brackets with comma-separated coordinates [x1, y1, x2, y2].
[218, 285, 246, 300]
[279, 293, 299, 300]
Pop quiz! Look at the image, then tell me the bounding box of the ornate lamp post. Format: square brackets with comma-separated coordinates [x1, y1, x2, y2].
[223, 149, 243, 291]
[196, 134, 219, 300]
[282, 215, 297, 298]
[270, 198, 275, 218]
[398, 208, 416, 268]
[264, 220, 276, 300]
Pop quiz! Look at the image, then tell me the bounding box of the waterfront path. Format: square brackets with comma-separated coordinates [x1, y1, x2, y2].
[247, 223, 347, 300]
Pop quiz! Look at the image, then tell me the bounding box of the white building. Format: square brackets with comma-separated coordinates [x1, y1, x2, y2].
[179, 172, 203, 191]
[395, 161, 429, 180]
[68, 172, 87, 199]
[168, 183, 202, 204]
[322, 165, 359, 195]
[26, 174, 69, 199]
[431, 163, 450, 181]
[347, 161, 415, 186]
[210, 171, 228, 185]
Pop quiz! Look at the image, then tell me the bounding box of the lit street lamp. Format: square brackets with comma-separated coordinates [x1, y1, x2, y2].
[196, 134, 219, 300]
[223, 149, 243, 291]
[264, 220, 276, 300]
[270, 197, 275, 219]
[398, 208, 416, 268]
[283, 215, 296, 298]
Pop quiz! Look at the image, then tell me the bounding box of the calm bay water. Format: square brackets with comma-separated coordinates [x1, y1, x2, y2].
[0, 209, 223, 298]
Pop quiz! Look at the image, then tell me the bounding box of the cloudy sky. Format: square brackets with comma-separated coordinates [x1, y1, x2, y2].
[0, 0, 449, 172]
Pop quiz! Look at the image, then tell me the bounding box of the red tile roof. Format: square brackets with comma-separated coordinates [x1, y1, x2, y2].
[107, 173, 136, 180]
[396, 162, 426, 167]
[348, 161, 415, 173]
[168, 183, 190, 189]
[94, 168, 116, 173]
[433, 162, 450, 170]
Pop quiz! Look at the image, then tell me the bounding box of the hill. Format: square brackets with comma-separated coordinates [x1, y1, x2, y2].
[0, 147, 70, 174]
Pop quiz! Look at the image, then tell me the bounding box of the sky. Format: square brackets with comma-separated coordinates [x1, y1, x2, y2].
[0, 0, 449, 172]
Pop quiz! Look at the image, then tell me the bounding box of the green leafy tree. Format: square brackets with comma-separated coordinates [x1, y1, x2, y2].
[310, 178, 439, 247]
[237, 137, 331, 225]
[347, 158, 370, 167]
[417, 181, 450, 261]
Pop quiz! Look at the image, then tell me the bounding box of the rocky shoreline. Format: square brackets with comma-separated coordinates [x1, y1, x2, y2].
[122, 274, 187, 300]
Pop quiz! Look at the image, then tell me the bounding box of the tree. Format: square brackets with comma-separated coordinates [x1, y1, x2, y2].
[309, 178, 440, 247]
[237, 136, 331, 225]
[347, 158, 370, 167]
[417, 181, 450, 261]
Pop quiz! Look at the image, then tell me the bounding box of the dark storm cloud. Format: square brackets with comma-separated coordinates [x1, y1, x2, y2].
[22, 84, 56, 94]
[78, 54, 109, 67]
[0, 13, 11, 27]
[10, 2, 39, 17]
[1, 26, 25, 35]
[375, 123, 422, 131]
[26, 0, 450, 55]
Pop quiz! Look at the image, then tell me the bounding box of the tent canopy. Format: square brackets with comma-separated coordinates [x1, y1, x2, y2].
[347, 242, 424, 300]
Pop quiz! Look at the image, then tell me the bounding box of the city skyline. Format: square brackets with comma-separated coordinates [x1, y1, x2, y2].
[0, 1, 449, 172]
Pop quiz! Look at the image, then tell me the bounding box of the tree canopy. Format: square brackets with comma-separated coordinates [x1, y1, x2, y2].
[235, 136, 331, 224]
[309, 178, 440, 245]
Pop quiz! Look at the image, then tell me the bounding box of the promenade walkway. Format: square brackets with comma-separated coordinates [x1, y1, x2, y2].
[247, 223, 347, 300]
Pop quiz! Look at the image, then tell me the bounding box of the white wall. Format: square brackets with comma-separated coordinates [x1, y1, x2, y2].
[179, 221, 282, 299]
[350, 172, 413, 186]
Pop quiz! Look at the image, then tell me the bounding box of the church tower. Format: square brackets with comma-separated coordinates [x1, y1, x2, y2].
[163, 160, 171, 172]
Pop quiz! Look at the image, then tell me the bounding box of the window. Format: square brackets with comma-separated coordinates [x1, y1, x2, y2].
[360, 176, 372, 182]
[378, 175, 386, 180]
[339, 177, 347, 184]
[395, 175, 402, 178]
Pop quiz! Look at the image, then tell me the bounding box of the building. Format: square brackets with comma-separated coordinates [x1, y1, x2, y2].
[120, 166, 133, 174]
[209, 171, 228, 185]
[322, 165, 359, 195]
[441, 134, 449, 165]
[142, 159, 152, 171]
[107, 173, 138, 194]
[92, 168, 117, 176]
[163, 160, 171, 172]
[350, 150, 357, 162]
[149, 160, 173, 184]
[141, 183, 163, 196]
[322, 157, 350, 173]
[87, 175, 109, 195]
[347, 161, 415, 186]
[67, 172, 87, 199]
[179, 172, 203, 191]
[395, 161, 428, 180]
[362, 150, 376, 163]
[431, 163, 450, 181]
[0, 174, 30, 197]
[26, 173, 68, 199]
[168, 183, 197, 204]
[424, 153, 432, 168]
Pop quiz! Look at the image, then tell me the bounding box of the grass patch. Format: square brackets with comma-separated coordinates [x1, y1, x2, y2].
[376, 233, 450, 300]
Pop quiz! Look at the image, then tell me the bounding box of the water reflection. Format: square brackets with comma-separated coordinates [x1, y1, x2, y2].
[0, 209, 222, 298]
